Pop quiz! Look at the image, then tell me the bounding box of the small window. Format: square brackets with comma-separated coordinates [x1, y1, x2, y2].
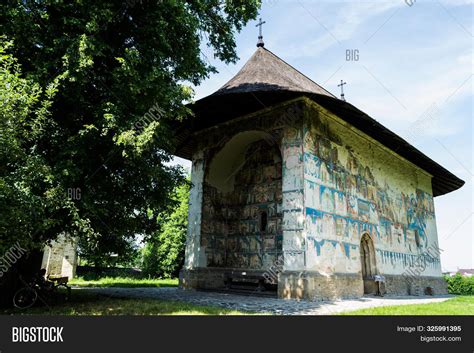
[260, 211, 268, 232]
[414, 230, 421, 247]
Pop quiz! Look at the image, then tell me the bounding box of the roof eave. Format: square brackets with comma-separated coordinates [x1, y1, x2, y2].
[173, 93, 464, 197]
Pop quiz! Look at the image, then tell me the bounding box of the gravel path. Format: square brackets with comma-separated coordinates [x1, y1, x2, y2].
[76, 287, 453, 315]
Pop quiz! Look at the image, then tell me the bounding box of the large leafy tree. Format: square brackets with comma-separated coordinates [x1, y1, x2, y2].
[0, 1, 260, 261]
[0, 39, 65, 256]
[141, 181, 190, 278]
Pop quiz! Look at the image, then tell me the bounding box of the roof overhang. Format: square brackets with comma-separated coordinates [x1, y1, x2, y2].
[173, 91, 464, 197]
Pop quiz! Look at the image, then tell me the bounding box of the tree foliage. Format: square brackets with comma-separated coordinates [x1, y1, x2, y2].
[445, 274, 474, 295]
[0, 38, 67, 255]
[0, 1, 260, 260]
[142, 181, 190, 278]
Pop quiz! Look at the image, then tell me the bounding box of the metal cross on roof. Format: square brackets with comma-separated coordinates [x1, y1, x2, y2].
[256, 18, 266, 47]
[338, 80, 347, 101]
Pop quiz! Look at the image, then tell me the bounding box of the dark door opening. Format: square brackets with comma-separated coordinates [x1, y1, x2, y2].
[360, 233, 377, 294]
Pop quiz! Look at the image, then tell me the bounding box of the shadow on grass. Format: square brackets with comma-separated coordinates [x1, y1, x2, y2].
[2, 289, 252, 316]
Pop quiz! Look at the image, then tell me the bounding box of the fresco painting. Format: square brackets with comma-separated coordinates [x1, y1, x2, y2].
[302, 117, 440, 276]
[200, 140, 283, 270]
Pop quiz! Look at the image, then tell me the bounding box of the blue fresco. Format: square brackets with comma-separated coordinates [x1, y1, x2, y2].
[302, 142, 437, 267]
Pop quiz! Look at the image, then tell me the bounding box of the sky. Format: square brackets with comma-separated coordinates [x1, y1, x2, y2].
[173, 0, 473, 271]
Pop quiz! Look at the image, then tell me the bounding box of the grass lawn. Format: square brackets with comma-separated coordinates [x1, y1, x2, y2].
[2, 289, 250, 316]
[341, 296, 474, 315]
[69, 277, 178, 288]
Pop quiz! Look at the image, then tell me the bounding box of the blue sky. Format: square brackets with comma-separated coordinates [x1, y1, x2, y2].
[174, 0, 472, 271]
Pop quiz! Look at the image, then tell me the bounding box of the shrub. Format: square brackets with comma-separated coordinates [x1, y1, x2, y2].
[444, 274, 474, 295]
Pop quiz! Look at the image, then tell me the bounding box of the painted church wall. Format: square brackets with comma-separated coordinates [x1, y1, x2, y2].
[184, 150, 206, 269]
[199, 138, 284, 271]
[303, 104, 441, 278]
[182, 101, 308, 273]
[281, 126, 306, 271]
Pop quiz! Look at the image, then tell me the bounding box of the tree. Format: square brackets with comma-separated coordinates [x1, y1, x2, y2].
[0, 38, 65, 256]
[0, 38, 66, 304]
[142, 181, 190, 278]
[77, 235, 141, 269]
[0, 1, 260, 262]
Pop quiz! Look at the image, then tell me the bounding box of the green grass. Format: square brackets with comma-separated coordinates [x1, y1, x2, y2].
[2, 289, 250, 316]
[69, 277, 178, 288]
[341, 296, 474, 315]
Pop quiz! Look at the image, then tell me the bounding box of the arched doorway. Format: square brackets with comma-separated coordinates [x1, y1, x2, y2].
[360, 233, 377, 294]
[201, 131, 283, 272]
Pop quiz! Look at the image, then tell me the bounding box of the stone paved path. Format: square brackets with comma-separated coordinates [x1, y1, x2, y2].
[77, 287, 452, 315]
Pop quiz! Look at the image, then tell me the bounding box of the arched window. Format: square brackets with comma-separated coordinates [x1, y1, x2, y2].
[260, 211, 268, 232]
[414, 230, 421, 247]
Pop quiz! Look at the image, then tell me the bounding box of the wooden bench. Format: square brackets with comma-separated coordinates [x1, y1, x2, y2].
[223, 271, 266, 292]
[47, 275, 72, 298]
[48, 275, 69, 285]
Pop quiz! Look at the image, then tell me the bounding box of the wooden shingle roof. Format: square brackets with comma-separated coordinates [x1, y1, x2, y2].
[173, 47, 464, 197]
[213, 47, 335, 97]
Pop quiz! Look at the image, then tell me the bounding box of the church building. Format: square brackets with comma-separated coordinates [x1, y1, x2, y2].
[175, 32, 464, 300]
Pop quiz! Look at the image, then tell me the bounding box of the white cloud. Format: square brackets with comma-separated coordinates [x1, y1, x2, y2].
[277, 1, 401, 58]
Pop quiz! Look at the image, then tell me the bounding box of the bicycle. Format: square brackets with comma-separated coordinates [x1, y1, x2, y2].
[13, 271, 71, 309]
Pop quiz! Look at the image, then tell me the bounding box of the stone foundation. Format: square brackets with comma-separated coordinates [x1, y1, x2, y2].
[278, 271, 363, 300]
[180, 268, 227, 290]
[181, 268, 448, 300]
[383, 274, 448, 296]
[180, 268, 272, 290]
[279, 272, 447, 300]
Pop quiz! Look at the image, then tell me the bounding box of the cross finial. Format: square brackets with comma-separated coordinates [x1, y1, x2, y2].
[337, 80, 347, 101]
[256, 18, 266, 47]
